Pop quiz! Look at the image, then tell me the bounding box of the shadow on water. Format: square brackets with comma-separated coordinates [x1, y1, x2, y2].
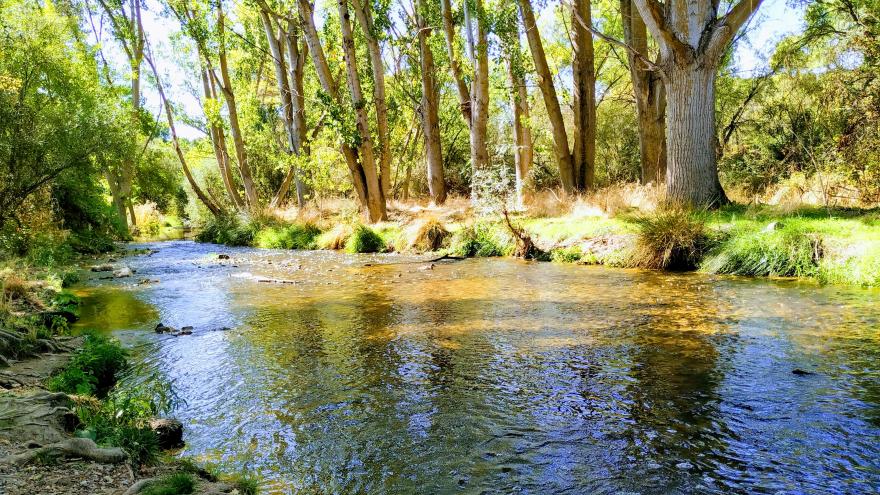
[74, 241, 880, 494]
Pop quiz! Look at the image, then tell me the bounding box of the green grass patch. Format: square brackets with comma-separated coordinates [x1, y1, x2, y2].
[345, 224, 385, 253]
[550, 246, 584, 263]
[626, 209, 712, 270]
[450, 222, 513, 257]
[196, 215, 262, 246]
[253, 223, 322, 250]
[701, 225, 822, 278]
[48, 333, 128, 396]
[141, 472, 196, 495]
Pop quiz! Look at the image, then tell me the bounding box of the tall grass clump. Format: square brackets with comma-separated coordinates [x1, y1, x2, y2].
[48, 333, 128, 396]
[316, 224, 354, 250]
[701, 226, 823, 277]
[450, 223, 512, 257]
[254, 223, 322, 250]
[196, 215, 261, 246]
[140, 472, 196, 495]
[345, 224, 385, 253]
[407, 218, 449, 252]
[627, 208, 712, 270]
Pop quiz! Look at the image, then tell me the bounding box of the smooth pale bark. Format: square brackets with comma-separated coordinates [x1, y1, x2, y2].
[337, 0, 387, 221]
[216, 1, 260, 209]
[571, 0, 596, 190]
[144, 50, 222, 216]
[200, 65, 244, 208]
[518, 0, 575, 192]
[467, 0, 490, 178]
[631, 0, 764, 206]
[272, 21, 309, 207]
[351, 0, 391, 197]
[260, 10, 306, 208]
[296, 0, 370, 209]
[620, 0, 666, 184]
[416, 0, 447, 204]
[439, 0, 472, 126]
[506, 49, 533, 206]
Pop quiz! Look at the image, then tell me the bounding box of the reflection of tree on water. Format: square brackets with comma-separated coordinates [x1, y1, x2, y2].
[616, 281, 739, 492]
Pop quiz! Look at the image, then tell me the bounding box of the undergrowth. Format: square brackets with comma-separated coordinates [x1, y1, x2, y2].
[450, 223, 513, 257]
[48, 333, 128, 396]
[346, 224, 385, 253]
[141, 472, 196, 495]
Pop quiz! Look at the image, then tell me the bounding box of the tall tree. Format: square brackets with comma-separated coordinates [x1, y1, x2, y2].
[466, 0, 491, 177]
[518, 0, 576, 191]
[415, 0, 447, 204]
[620, 0, 666, 185]
[631, 0, 765, 206]
[439, 0, 472, 126]
[571, 0, 596, 189]
[500, 6, 533, 204]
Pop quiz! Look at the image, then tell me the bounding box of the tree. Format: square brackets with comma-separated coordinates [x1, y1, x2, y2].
[572, 0, 597, 189]
[630, 0, 765, 206]
[415, 0, 447, 204]
[619, 0, 666, 185]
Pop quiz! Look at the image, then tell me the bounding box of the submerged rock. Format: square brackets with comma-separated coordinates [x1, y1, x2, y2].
[154, 323, 174, 334]
[90, 264, 114, 272]
[113, 267, 134, 278]
[792, 368, 815, 376]
[148, 418, 184, 450]
[178, 326, 193, 335]
[218, 254, 230, 260]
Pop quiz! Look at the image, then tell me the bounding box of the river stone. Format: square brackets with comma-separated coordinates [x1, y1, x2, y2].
[762, 221, 783, 232]
[148, 418, 184, 449]
[113, 267, 134, 278]
[90, 264, 115, 272]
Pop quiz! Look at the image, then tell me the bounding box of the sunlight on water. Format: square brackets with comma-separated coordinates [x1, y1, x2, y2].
[75, 241, 880, 494]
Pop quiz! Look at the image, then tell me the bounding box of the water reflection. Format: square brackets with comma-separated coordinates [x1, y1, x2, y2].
[76, 241, 880, 494]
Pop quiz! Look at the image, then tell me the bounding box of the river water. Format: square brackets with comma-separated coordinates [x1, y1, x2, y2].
[74, 240, 880, 494]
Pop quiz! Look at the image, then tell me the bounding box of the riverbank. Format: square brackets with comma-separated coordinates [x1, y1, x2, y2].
[193, 196, 880, 288]
[0, 265, 259, 494]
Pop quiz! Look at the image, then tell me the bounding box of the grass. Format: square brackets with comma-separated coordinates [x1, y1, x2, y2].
[345, 224, 385, 253]
[406, 218, 449, 252]
[450, 222, 513, 257]
[141, 472, 196, 495]
[48, 333, 128, 396]
[253, 223, 322, 250]
[627, 208, 713, 270]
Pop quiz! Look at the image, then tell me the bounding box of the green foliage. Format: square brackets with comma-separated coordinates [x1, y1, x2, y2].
[628, 209, 713, 270]
[701, 226, 822, 278]
[48, 333, 128, 396]
[345, 225, 385, 253]
[450, 223, 512, 258]
[550, 246, 583, 263]
[196, 215, 261, 246]
[141, 472, 196, 495]
[221, 472, 260, 495]
[254, 223, 322, 250]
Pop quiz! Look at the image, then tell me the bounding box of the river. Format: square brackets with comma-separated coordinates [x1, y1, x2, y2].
[73, 240, 880, 494]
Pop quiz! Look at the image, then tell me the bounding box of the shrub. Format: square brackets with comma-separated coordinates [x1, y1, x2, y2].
[701, 227, 822, 277]
[196, 215, 261, 246]
[48, 333, 128, 396]
[627, 209, 712, 270]
[345, 224, 385, 253]
[254, 223, 322, 250]
[451, 223, 512, 257]
[220, 472, 261, 495]
[141, 472, 196, 495]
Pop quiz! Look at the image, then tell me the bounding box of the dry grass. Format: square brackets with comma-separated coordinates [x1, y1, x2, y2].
[627, 208, 712, 270]
[405, 217, 450, 252]
[1, 273, 29, 301]
[316, 224, 354, 250]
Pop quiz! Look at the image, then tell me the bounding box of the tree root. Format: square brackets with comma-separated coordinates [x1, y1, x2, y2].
[0, 438, 126, 466]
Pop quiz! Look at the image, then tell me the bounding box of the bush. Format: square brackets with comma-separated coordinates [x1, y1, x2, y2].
[407, 218, 449, 252]
[345, 224, 385, 253]
[141, 472, 196, 495]
[450, 223, 512, 257]
[48, 333, 128, 395]
[254, 223, 322, 250]
[627, 209, 712, 270]
[550, 246, 583, 263]
[701, 226, 822, 277]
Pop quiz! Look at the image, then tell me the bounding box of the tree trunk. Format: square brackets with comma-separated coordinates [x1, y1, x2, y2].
[217, 2, 260, 209]
[507, 49, 533, 207]
[620, 0, 666, 184]
[518, 0, 575, 192]
[571, 0, 596, 190]
[416, 0, 447, 205]
[439, 0, 472, 126]
[468, 0, 490, 181]
[351, 0, 391, 197]
[297, 0, 372, 211]
[201, 66, 244, 208]
[664, 65, 726, 206]
[285, 26, 308, 205]
[337, 0, 387, 222]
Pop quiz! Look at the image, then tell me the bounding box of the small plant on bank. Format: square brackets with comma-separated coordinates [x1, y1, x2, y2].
[550, 246, 584, 263]
[141, 472, 196, 495]
[627, 208, 712, 270]
[407, 218, 449, 252]
[48, 333, 128, 395]
[316, 224, 354, 250]
[345, 224, 385, 253]
[701, 226, 823, 277]
[450, 223, 512, 257]
[221, 472, 261, 495]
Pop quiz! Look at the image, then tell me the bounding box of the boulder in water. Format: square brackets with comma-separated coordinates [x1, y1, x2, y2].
[148, 418, 184, 450]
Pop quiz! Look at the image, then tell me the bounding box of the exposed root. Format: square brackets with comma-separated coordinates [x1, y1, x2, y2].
[0, 438, 126, 466]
